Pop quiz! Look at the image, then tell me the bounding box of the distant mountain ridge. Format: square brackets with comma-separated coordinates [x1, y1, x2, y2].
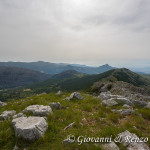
[0, 66, 51, 89]
[0, 61, 115, 75]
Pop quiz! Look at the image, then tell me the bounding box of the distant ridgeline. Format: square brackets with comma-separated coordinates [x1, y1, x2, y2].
[0, 61, 115, 74]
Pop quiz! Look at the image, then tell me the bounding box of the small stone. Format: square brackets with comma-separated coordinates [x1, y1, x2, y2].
[13, 145, 19, 150]
[122, 104, 131, 108]
[132, 100, 147, 107]
[117, 109, 134, 115]
[56, 90, 62, 95]
[50, 102, 61, 110]
[69, 92, 84, 100]
[63, 97, 70, 101]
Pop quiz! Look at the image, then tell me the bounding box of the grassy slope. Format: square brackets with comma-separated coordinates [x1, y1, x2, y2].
[0, 93, 150, 150]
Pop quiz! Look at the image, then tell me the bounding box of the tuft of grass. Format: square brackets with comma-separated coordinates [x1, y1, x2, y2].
[138, 108, 150, 120]
[107, 113, 119, 124]
[98, 109, 106, 118]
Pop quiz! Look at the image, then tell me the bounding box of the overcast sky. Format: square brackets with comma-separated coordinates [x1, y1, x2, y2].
[0, 0, 150, 67]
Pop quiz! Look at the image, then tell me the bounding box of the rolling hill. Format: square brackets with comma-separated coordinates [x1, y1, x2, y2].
[1, 68, 150, 101]
[0, 66, 51, 89]
[0, 61, 115, 74]
[30, 68, 150, 92]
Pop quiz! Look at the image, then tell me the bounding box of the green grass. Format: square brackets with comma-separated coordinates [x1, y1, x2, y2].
[0, 92, 150, 150]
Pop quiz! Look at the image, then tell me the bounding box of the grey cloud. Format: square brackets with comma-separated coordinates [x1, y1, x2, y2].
[0, 0, 150, 67]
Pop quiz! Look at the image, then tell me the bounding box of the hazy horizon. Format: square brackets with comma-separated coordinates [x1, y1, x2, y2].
[0, 0, 150, 68]
[1, 60, 150, 70]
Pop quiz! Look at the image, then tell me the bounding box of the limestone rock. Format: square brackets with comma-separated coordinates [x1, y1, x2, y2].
[117, 109, 134, 115]
[118, 130, 149, 150]
[0, 110, 16, 120]
[132, 100, 147, 107]
[98, 92, 112, 101]
[98, 92, 133, 107]
[115, 98, 133, 106]
[23, 105, 53, 116]
[50, 102, 61, 110]
[123, 104, 131, 108]
[103, 142, 119, 150]
[118, 130, 137, 146]
[0, 101, 7, 107]
[13, 113, 26, 119]
[102, 99, 118, 106]
[56, 90, 62, 95]
[145, 102, 150, 109]
[12, 116, 48, 141]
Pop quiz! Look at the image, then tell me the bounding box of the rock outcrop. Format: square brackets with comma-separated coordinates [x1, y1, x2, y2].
[23, 105, 53, 116]
[98, 92, 112, 101]
[70, 92, 84, 100]
[12, 116, 48, 141]
[0, 110, 16, 120]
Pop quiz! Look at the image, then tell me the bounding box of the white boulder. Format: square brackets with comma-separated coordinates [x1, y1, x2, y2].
[12, 116, 48, 141]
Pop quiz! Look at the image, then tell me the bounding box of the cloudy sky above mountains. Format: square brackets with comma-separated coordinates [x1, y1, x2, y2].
[0, 0, 150, 67]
